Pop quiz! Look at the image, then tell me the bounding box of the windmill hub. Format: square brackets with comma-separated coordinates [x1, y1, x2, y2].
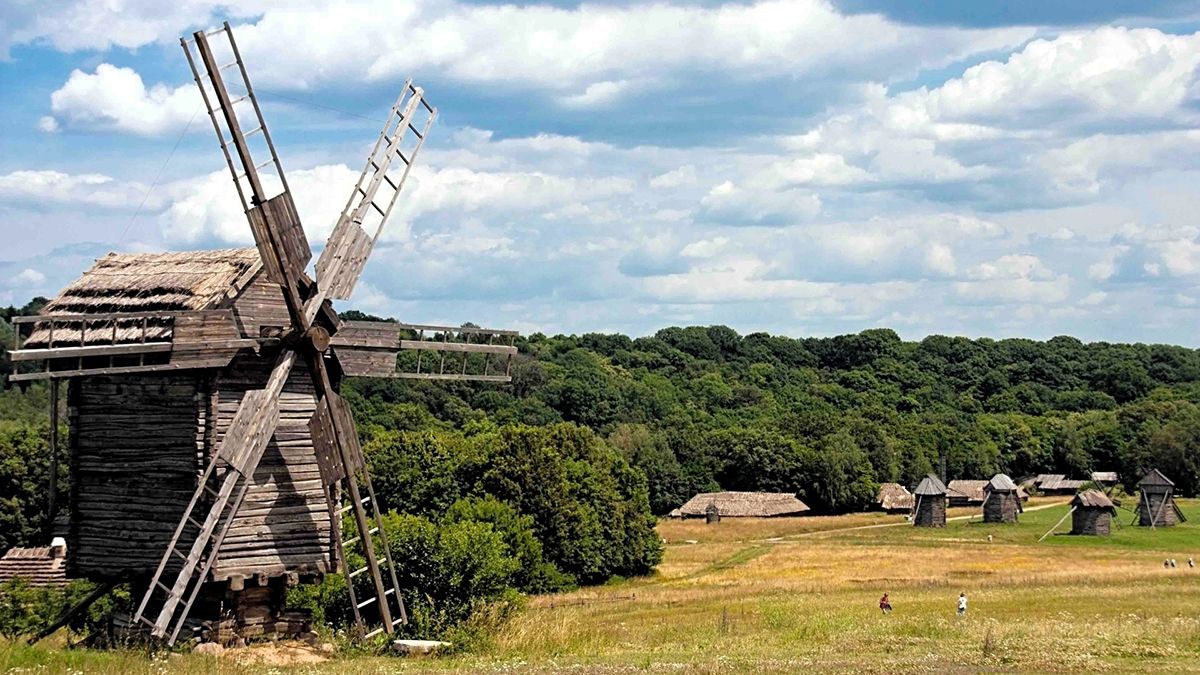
[306, 325, 331, 353]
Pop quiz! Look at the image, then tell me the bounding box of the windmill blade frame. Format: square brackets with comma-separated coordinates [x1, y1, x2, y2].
[133, 22, 434, 643]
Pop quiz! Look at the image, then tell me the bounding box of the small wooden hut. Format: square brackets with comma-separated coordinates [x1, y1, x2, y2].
[912, 475, 947, 528]
[1136, 469, 1186, 527]
[1089, 471, 1118, 488]
[1071, 490, 1116, 536]
[876, 483, 914, 513]
[0, 538, 69, 587]
[675, 492, 810, 518]
[1032, 474, 1085, 496]
[982, 474, 1022, 523]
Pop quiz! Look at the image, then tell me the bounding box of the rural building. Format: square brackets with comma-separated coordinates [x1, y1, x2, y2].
[912, 475, 947, 528]
[0, 538, 69, 587]
[1071, 490, 1117, 536]
[1032, 474, 1086, 496]
[982, 474, 1022, 523]
[947, 480, 988, 507]
[1136, 469, 1186, 527]
[675, 492, 810, 518]
[876, 483, 914, 513]
[1090, 471, 1118, 487]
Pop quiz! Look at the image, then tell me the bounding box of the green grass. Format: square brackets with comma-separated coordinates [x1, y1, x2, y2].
[5, 499, 1200, 673]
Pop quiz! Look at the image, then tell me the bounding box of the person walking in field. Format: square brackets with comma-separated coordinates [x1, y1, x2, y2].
[879, 593, 892, 614]
[957, 592, 967, 618]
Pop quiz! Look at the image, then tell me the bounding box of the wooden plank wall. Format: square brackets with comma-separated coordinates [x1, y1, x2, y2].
[230, 271, 293, 340]
[67, 374, 205, 580]
[209, 354, 334, 581]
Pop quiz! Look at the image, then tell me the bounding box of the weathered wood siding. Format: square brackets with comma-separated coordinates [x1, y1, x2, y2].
[1072, 508, 1111, 536]
[230, 271, 292, 339]
[209, 354, 334, 580]
[1137, 491, 1179, 527]
[913, 495, 946, 528]
[67, 374, 205, 580]
[983, 491, 1020, 523]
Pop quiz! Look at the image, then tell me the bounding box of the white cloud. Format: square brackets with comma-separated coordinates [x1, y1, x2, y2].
[924, 242, 957, 276]
[37, 116, 59, 133]
[698, 180, 821, 225]
[650, 165, 698, 189]
[0, 170, 150, 208]
[559, 80, 631, 108]
[46, 64, 200, 135]
[954, 254, 1070, 303]
[10, 268, 46, 287]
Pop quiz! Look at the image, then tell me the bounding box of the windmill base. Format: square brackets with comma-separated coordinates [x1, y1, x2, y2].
[106, 576, 319, 647]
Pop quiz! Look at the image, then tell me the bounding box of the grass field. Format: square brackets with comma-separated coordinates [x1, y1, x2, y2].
[4, 498, 1199, 673]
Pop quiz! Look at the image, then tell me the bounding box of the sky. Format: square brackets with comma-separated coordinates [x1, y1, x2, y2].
[1, 0, 1199, 345]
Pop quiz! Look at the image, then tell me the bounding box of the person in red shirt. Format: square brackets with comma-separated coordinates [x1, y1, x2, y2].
[879, 593, 892, 614]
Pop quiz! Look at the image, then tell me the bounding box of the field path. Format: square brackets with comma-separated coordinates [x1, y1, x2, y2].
[758, 499, 1071, 542]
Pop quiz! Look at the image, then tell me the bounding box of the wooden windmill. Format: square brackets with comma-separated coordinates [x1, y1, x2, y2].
[1134, 469, 1186, 528]
[8, 23, 517, 645]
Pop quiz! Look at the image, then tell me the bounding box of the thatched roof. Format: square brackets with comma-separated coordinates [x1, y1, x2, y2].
[986, 474, 1018, 492]
[1034, 474, 1085, 492]
[0, 546, 68, 587]
[26, 249, 261, 346]
[913, 474, 946, 496]
[1073, 490, 1116, 511]
[947, 479, 988, 503]
[876, 482, 914, 511]
[676, 491, 810, 518]
[1090, 471, 1118, 483]
[1137, 468, 1174, 488]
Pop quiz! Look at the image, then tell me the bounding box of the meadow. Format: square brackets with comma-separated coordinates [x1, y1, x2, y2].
[4, 498, 1199, 673]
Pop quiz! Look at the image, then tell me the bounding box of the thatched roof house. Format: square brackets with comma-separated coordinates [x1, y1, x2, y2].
[912, 475, 947, 528]
[876, 483, 914, 513]
[1136, 469, 1186, 527]
[1090, 471, 1118, 486]
[1071, 490, 1117, 536]
[947, 479, 988, 506]
[0, 539, 69, 587]
[675, 492, 810, 518]
[1032, 474, 1085, 495]
[983, 474, 1022, 523]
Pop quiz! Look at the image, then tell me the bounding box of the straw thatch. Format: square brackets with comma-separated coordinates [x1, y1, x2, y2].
[25, 249, 261, 346]
[947, 480, 988, 506]
[1032, 474, 1085, 495]
[876, 483, 914, 512]
[1090, 471, 1118, 485]
[676, 491, 810, 518]
[1071, 490, 1116, 535]
[0, 546, 69, 587]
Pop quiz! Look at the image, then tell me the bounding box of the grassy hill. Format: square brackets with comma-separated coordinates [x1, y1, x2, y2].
[5, 498, 1199, 673]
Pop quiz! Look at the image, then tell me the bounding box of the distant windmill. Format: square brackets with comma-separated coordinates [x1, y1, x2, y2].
[10, 22, 517, 646]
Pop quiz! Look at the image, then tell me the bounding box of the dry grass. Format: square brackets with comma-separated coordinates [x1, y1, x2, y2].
[5, 499, 1199, 673]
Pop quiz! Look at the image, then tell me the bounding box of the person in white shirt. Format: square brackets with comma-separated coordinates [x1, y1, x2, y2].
[957, 592, 967, 618]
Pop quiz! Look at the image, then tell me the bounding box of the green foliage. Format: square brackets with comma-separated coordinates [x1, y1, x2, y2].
[0, 578, 114, 640]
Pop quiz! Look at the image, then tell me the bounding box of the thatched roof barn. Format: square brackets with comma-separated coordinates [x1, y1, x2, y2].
[675, 492, 810, 518]
[876, 483, 914, 513]
[1136, 469, 1186, 527]
[1032, 474, 1086, 496]
[0, 538, 69, 587]
[1071, 490, 1117, 536]
[983, 474, 1022, 523]
[912, 475, 947, 528]
[947, 480, 988, 507]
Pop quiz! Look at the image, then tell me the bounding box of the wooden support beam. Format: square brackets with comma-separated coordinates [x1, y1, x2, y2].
[398, 340, 517, 355]
[9, 342, 173, 362]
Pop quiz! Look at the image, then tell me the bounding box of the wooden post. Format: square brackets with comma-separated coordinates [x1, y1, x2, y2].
[46, 378, 60, 538]
[1039, 506, 1076, 542]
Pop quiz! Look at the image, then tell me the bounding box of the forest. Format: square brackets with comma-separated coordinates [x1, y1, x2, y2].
[2, 300, 1200, 639]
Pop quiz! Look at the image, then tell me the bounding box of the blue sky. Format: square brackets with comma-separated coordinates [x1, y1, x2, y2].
[1, 1, 1199, 345]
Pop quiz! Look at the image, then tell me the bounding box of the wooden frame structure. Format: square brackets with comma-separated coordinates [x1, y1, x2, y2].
[12, 21, 518, 648]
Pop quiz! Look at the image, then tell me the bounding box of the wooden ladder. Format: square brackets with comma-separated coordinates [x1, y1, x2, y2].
[130, 433, 267, 644]
[329, 467, 407, 638]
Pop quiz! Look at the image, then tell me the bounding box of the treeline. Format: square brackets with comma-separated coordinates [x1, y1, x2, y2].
[344, 324, 1200, 514]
